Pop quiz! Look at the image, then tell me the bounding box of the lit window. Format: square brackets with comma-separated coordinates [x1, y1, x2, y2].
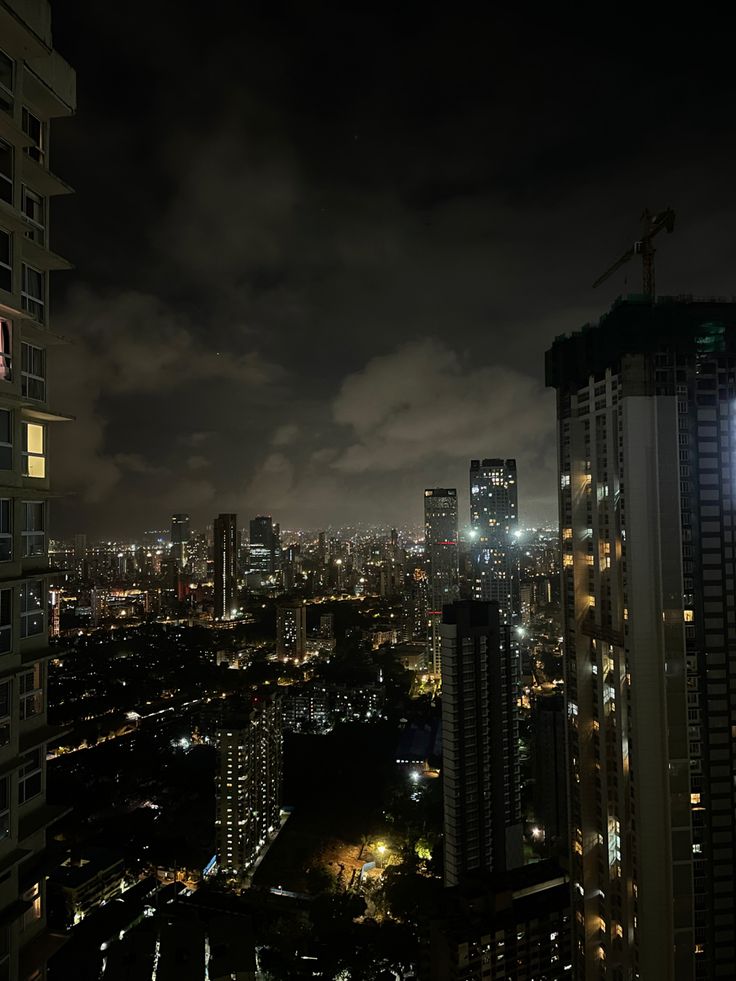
[683, 610, 694, 622]
[0, 139, 11, 205]
[21, 343, 45, 401]
[21, 264, 44, 322]
[20, 881, 41, 932]
[691, 793, 701, 805]
[0, 319, 11, 383]
[22, 422, 45, 477]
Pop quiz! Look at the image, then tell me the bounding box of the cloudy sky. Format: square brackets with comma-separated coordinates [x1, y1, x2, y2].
[48, 3, 736, 537]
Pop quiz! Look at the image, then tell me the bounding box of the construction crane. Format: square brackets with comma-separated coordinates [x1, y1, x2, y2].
[592, 207, 675, 297]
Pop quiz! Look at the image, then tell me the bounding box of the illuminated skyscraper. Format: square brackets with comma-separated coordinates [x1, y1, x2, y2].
[249, 515, 275, 577]
[213, 513, 237, 620]
[424, 488, 459, 675]
[441, 600, 522, 887]
[215, 696, 283, 875]
[469, 458, 518, 622]
[276, 601, 306, 659]
[170, 512, 190, 569]
[546, 297, 736, 980]
[0, 3, 76, 976]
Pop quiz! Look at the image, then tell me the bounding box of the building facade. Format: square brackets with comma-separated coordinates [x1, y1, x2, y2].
[0, 4, 75, 979]
[441, 600, 522, 888]
[276, 601, 306, 659]
[215, 697, 283, 876]
[546, 296, 736, 980]
[424, 488, 459, 676]
[469, 458, 518, 622]
[421, 862, 572, 981]
[213, 513, 237, 621]
[248, 515, 276, 578]
[532, 690, 568, 855]
[170, 513, 189, 569]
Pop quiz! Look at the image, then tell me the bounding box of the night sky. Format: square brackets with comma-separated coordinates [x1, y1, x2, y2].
[47, 3, 736, 537]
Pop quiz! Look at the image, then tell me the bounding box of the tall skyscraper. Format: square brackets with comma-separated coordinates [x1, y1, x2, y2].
[424, 488, 459, 675]
[215, 696, 283, 875]
[441, 600, 522, 887]
[276, 601, 306, 659]
[0, 4, 75, 976]
[532, 690, 568, 855]
[469, 459, 518, 622]
[249, 515, 275, 577]
[170, 512, 190, 569]
[213, 514, 237, 620]
[546, 296, 736, 980]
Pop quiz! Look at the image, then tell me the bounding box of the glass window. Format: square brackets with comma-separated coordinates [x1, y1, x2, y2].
[22, 422, 45, 478]
[20, 882, 41, 933]
[18, 749, 42, 804]
[0, 777, 8, 841]
[0, 229, 10, 293]
[22, 501, 44, 556]
[0, 499, 11, 562]
[0, 319, 11, 382]
[20, 579, 43, 637]
[0, 50, 13, 114]
[20, 265, 44, 322]
[21, 109, 44, 165]
[0, 139, 11, 204]
[19, 663, 42, 721]
[0, 680, 9, 748]
[0, 589, 9, 653]
[21, 343, 45, 401]
[0, 410, 11, 470]
[21, 187, 44, 246]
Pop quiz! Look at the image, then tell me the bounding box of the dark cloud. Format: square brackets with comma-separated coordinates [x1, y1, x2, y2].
[46, 2, 736, 536]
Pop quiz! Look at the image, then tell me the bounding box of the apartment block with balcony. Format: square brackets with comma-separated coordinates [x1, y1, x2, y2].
[0, 2, 75, 979]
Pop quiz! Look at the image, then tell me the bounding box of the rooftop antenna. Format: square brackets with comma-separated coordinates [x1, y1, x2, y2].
[593, 208, 676, 297]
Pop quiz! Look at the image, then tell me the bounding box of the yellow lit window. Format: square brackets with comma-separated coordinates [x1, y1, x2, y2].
[683, 610, 694, 622]
[563, 528, 573, 540]
[691, 793, 700, 805]
[623, 607, 628, 620]
[22, 423, 45, 478]
[563, 554, 573, 568]
[585, 555, 594, 566]
[695, 944, 704, 955]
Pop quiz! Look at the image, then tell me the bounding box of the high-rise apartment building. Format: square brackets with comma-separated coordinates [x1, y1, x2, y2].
[0, 3, 75, 977]
[170, 513, 190, 569]
[215, 696, 283, 876]
[546, 296, 736, 980]
[469, 459, 518, 622]
[532, 690, 568, 855]
[276, 601, 306, 659]
[441, 600, 522, 888]
[424, 489, 459, 675]
[213, 514, 237, 621]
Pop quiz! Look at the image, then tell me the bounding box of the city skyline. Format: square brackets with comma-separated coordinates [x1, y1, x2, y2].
[37, 5, 736, 538]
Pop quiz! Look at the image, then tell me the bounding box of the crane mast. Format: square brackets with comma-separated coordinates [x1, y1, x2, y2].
[593, 208, 675, 297]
